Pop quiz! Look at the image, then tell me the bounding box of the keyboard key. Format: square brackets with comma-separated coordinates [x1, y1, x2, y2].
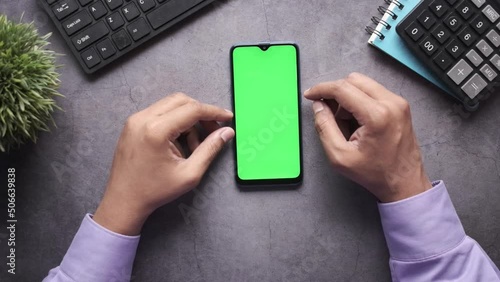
[112, 29, 132, 50]
[432, 24, 451, 43]
[446, 0, 457, 4]
[104, 0, 123, 10]
[96, 39, 116, 59]
[89, 1, 108, 20]
[418, 10, 437, 29]
[62, 10, 92, 36]
[138, 0, 156, 12]
[486, 29, 500, 46]
[127, 18, 151, 41]
[490, 54, 500, 70]
[122, 2, 140, 21]
[430, 0, 449, 18]
[405, 22, 425, 41]
[81, 48, 101, 69]
[446, 39, 465, 58]
[480, 64, 498, 81]
[52, 0, 79, 20]
[497, 22, 500, 30]
[47, 0, 57, 4]
[476, 39, 493, 57]
[461, 73, 487, 98]
[458, 26, 477, 46]
[420, 36, 439, 56]
[483, 5, 500, 22]
[470, 14, 490, 34]
[445, 13, 463, 31]
[447, 59, 473, 84]
[71, 21, 109, 51]
[471, 0, 485, 8]
[106, 12, 125, 30]
[434, 51, 454, 70]
[466, 49, 483, 66]
[148, 0, 205, 30]
[78, 0, 93, 6]
[457, 1, 475, 20]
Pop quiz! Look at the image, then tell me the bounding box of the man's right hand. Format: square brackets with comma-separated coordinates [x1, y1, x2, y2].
[304, 73, 432, 203]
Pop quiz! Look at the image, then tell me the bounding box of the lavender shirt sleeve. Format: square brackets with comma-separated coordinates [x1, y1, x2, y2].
[42, 214, 140, 282]
[378, 181, 500, 281]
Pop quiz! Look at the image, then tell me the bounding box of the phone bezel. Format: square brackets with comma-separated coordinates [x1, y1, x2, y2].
[230, 42, 303, 187]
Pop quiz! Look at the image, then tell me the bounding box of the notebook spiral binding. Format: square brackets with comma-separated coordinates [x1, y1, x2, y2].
[365, 0, 405, 41]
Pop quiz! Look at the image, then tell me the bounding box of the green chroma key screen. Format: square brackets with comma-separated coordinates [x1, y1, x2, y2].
[231, 44, 302, 184]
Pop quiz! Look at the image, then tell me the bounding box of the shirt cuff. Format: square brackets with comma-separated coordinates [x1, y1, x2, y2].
[378, 181, 466, 261]
[59, 214, 140, 282]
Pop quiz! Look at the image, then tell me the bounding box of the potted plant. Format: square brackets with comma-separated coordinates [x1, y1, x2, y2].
[0, 15, 62, 152]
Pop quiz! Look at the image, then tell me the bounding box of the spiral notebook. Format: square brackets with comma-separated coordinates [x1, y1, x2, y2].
[366, 0, 455, 97]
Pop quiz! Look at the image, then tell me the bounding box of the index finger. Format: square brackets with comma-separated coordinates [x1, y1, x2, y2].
[304, 80, 375, 124]
[159, 101, 233, 140]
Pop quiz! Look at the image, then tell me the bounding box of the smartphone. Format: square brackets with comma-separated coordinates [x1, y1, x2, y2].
[230, 42, 303, 186]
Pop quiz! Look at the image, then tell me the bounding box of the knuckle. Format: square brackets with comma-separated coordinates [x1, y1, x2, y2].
[346, 72, 362, 82]
[314, 116, 329, 136]
[187, 100, 202, 111]
[370, 105, 392, 128]
[397, 98, 411, 116]
[171, 92, 187, 100]
[144, 121, 162, 144]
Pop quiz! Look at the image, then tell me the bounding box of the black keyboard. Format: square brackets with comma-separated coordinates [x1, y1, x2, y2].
[39, 0, 216, 74]
[396, 0, 500, 109]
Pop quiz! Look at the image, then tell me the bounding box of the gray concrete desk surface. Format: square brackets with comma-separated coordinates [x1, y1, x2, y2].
[1, 0, 499, 281]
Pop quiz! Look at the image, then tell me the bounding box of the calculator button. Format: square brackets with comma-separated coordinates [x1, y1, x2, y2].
[106, 12, 125, 30]
[432, 24, 451, 43]
[418, 10, 437, 29]
[476, 39, 493, 57]
[490, 54, 500, 70]
[420, 37, 439, 56]
[445, 14, 463, 31]
[446, 39, 465, 58]
[497, 22, 500, 30]
[430, 0, 449, 18]
[483, 5, 500, 23]
[471, 0, 485, 8]
[470, 14, 490, 34]
[81, 48, 101, 69]
[447, 59, 473, 84]
[405, 22, 425, 41]
[434, 51, 454, 70]
[480, 64, 498, 81]
[461, 73, 487, 98]
[486, 29, 500, 47]
[466, 49, 483, 66]
[457, 1, 475, 20]
[458, 27, 477, 46]
[446, 0, 457, 5]
[96, 38, 116, 59]
[89, 1, 108, 20]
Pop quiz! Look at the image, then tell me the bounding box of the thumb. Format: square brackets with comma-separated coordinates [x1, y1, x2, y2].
[187, 127, 235, 175]
[312, 101, 349, 160]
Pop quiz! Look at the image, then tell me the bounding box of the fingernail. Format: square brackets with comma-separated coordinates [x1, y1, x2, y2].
[224, 109, 233, 114]
[304, 88, 311, 95]
[220, 128, 235, 142]
[312, 101, 324, 113]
